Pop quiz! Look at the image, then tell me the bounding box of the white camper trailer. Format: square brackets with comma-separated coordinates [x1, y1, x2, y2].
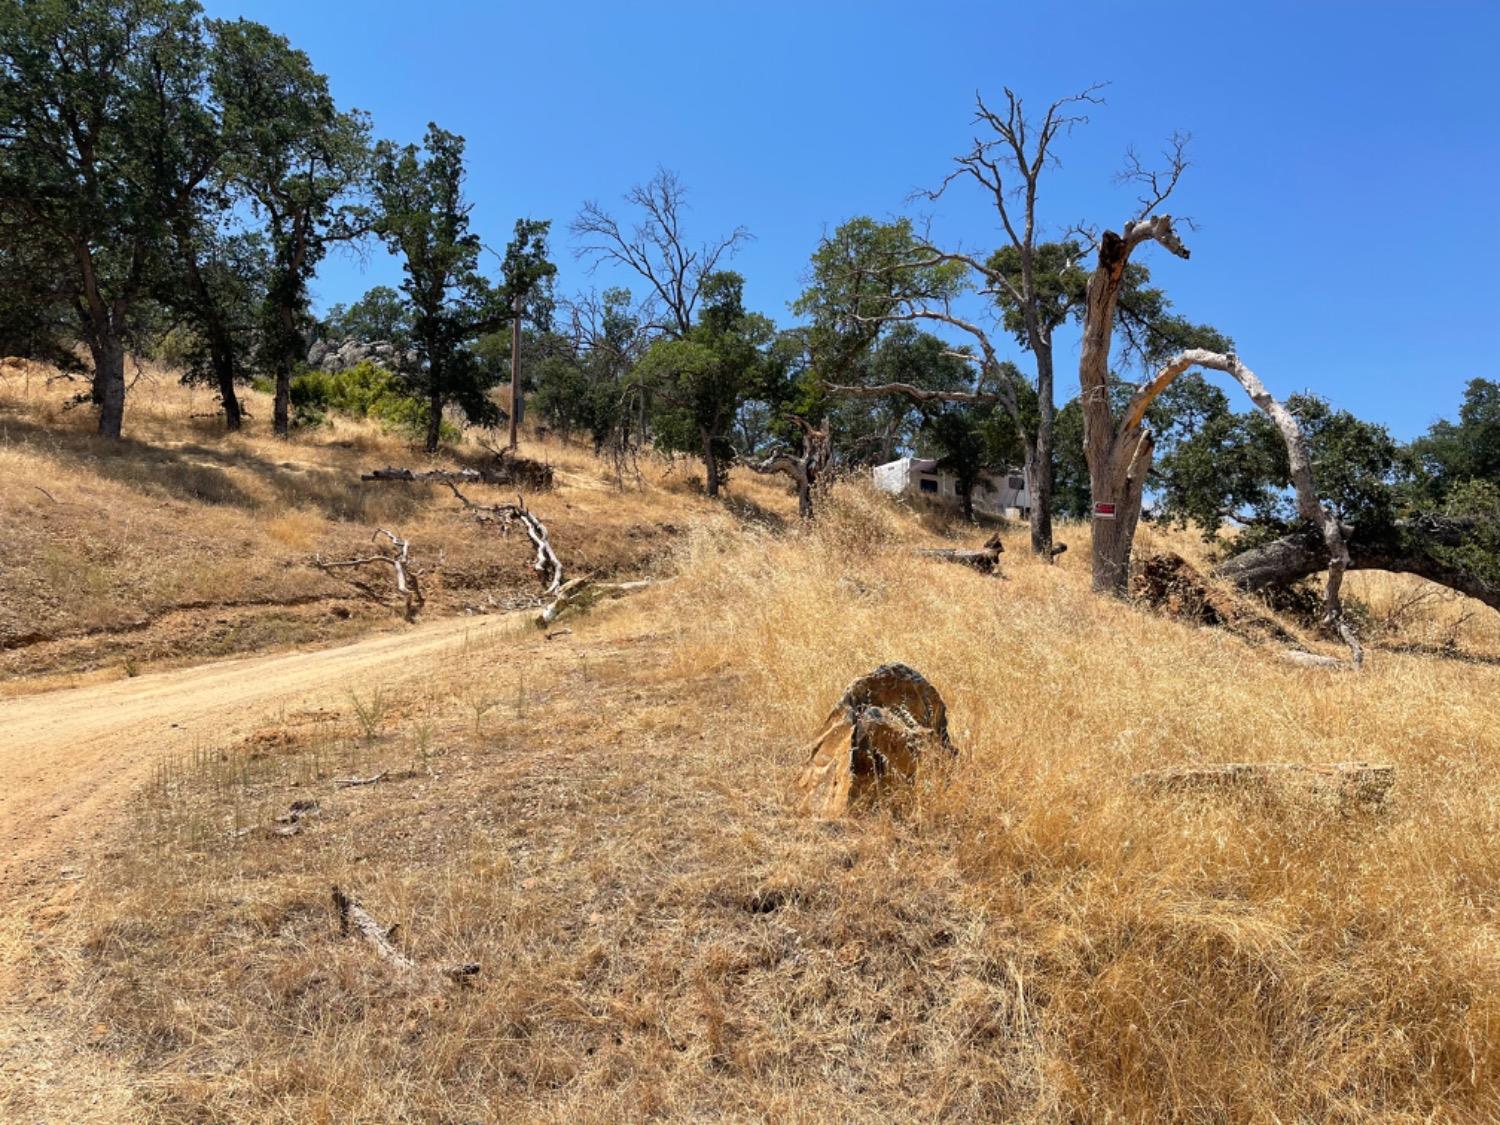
[872, 456, 1030, 518]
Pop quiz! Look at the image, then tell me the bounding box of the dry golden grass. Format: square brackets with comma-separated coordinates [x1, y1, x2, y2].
[0, 359, 796, 687]
[34, 469, 1499, 1121]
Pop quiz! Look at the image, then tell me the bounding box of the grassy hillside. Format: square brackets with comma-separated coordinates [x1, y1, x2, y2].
[0, 360, 791, 693]
[6, 359, 1500, 1120]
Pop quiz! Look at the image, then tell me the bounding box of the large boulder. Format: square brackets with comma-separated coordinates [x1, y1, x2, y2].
[795, 663, 957, 817]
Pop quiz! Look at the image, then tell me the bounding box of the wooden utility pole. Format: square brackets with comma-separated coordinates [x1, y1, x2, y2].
[508, 291, 522, 450]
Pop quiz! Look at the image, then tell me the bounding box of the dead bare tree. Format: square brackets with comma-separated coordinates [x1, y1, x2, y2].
[741, 415, 832, 519]
[314, 529, 428, 621]
[827, 88, 1112, 559]
[910, 87, 1106, 557]
[1075, 138, 1196, 594]
[1091, 347, 1362, 660]
[571, 169, 751, 339]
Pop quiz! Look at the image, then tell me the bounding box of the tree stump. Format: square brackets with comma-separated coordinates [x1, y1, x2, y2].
[795, 664, 957, 818]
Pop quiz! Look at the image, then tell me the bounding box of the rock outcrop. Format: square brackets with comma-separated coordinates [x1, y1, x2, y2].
[795, 663, 957, 818]
[306, 337, 416, 374]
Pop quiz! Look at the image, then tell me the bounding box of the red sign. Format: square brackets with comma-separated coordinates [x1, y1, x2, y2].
[1093, 502, 1117, 520]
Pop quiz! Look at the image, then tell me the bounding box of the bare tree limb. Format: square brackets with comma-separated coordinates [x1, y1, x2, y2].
[827, 381, 999, 405]
[440, 482, 564, 596]
[314, 529, 427, 621]
[1119, 348, 1359, 659]
[331, 886, 480, 986]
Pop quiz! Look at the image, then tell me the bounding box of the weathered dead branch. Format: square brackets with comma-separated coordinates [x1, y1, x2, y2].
[313, 529, 427, 621]
[333, 770, 389, 788]
[440, 482, 564, 596]
[1134, 761, 1395, 806]
[331, 885, 480, 986]
[536, 577, 652, 627]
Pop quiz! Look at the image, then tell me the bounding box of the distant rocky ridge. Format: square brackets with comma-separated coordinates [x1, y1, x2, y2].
[305, 337, 416, 374]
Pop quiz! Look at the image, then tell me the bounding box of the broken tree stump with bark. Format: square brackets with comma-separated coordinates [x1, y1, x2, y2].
[796, 664, 957, 818]
[1133, 761, 1395, 806]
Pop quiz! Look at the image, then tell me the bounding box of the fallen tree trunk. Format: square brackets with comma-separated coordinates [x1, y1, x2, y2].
[920, 548, 1003, 574]
[1135, 761, 1395, 805]
[362, 467, 493, 484]
[363, 452, 554, 491]
[1214, 518, 1500, 615]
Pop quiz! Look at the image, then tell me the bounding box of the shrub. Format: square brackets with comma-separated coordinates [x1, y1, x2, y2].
[287, 360, 459, 441]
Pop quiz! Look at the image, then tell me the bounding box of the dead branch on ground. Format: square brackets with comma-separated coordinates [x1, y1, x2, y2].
[314, 529, 428, 621]
[439, 481, 564, 595]
[536, 577, 652, 627]
[331, 885, 480, 986]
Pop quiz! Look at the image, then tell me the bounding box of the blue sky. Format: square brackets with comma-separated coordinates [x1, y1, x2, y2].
[201, 0, 1500, 440]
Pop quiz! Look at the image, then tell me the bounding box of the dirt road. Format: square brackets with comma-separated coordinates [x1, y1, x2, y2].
[0, 611, 525, 1120]
[0, 611, 520, 894]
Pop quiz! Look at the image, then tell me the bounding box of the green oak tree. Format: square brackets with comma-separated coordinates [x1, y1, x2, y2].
[634, 271, 772, 496]
[0, 0, 209, 437]
[211, 16, 368, 437]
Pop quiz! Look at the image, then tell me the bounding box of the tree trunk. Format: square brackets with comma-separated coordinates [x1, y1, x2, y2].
[74, 241, 127, 440]
[91, 333, 126, 441]
[425, 388, 443, 453]
[273, 367, 292, 437]
[1029, 347, 1056, 557]
[214, 350, 244, 432]
[1021, 439, 1054, 558]
[509, 292, 521, 450]
[1214, 523, 1500, 614]
[1076, 219, 1191, 595]
[702, 429, 720, 498]
[959, 481, 974, 522]
[183, 245, 243, 431]
[272, 301, 299, 439]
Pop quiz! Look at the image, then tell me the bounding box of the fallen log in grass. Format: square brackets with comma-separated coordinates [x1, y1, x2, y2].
[331, 885, 480, 986]
[920, 547, 1004, 574]
[1134, 761, 1395, 805]
[1279, 649, 1354, 670]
